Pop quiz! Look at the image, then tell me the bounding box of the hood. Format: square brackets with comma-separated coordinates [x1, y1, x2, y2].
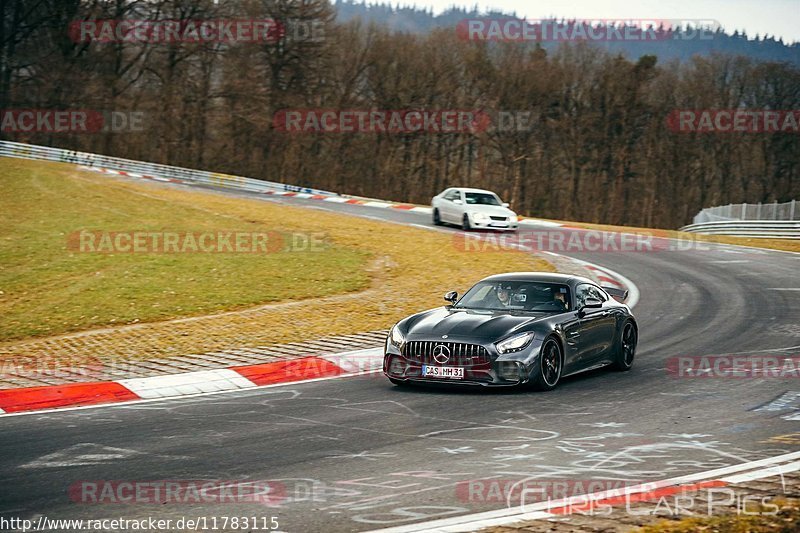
[403, 307, 545, 340]
[465, 204, 516, 217]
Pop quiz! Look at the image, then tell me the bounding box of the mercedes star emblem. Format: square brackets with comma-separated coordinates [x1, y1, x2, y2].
[432, 344, 451, 364]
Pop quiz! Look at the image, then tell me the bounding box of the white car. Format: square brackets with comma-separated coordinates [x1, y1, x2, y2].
[431, 188, 519, 231]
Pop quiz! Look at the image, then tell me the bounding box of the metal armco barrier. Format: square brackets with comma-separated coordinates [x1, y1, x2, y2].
[0, 140, 339, 197]
[4, 140, 797, 239]
[680, 220, 800, 239]
[692, 200, 798, 224]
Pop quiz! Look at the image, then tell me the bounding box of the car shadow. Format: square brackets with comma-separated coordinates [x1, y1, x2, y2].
[386, 366, 619, 395]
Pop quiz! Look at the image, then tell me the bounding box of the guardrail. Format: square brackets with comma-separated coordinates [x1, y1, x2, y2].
[693, 200, 798, 224]
[0, 140, 339, 197]
[679, 220, 800, 239]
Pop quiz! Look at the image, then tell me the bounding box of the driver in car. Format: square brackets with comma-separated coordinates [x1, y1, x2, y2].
[483, 283, 513, 308]
[553, 291, 569, 311]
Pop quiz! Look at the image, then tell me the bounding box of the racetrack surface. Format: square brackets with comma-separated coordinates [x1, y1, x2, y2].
[1, 181, 799, 531]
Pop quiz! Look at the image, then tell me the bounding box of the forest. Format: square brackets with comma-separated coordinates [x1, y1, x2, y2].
[2, 0, 799, 228]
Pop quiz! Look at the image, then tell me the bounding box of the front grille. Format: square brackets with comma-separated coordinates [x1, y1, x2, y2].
[490, 216, 507, 221]
[403, 341, 491, 366]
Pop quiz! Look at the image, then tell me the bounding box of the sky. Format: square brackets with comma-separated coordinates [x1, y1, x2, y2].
[410, 0, 800, 43]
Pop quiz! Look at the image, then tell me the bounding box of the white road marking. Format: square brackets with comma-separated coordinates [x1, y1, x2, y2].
[20, 443, 146, 469]
[519, 219, 563, 228]
[118, 368, 256, 399]
[363, 201, 392, 208]
[366, 451, 800, 532]
[320, 348, 384, 373]
[768, 288, 800, 291]
[323, 197, 350, 203]
[721, 460, 800, 483]
[0, 369, 384, 418]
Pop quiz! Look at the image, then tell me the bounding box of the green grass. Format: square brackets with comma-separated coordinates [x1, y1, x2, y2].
[0, 158, 369, 341]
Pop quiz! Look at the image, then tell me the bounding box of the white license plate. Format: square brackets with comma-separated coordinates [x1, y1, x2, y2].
[422, 365, 464, 379]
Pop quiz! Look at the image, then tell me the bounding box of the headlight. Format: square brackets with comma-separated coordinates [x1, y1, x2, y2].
[496, 332, 535, 354]
[389, 325, 405, 348]
[509, 215, 518, 223]
[472, 212, 491, 223]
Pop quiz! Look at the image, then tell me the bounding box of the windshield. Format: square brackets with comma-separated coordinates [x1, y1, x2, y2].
[464, 192, 501, 206]
[455, 281, 571, 312]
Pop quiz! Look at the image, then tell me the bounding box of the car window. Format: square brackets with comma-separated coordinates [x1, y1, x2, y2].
[455, 281, 571, 312]
[592, 286, 609, 302]
[576, 284, 606, 308]
[444, 190, 461, 201]
[464, 192, 501, 206]
[575, 284, 590, 309]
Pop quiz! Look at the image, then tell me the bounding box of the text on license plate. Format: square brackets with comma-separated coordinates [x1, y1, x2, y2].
[422, 365, 464, 379]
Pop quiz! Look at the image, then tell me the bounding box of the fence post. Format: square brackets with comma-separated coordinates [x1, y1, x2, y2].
[757, 202, 762, 220]
[741, 203, 747, 220]
[773, 200, 778, 220]
[791, 200, 797, 221]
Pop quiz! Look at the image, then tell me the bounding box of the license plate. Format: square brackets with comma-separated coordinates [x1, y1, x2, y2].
[422, 365, 464, 379]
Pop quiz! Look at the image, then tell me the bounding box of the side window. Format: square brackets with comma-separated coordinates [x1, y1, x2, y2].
[445, 190, 461, 202]
[588, 285, 607, 302]
[575, 284, 592, 309]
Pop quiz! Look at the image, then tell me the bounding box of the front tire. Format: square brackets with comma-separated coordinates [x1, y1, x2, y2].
[612, 321, 637, 371]
[462, 214, 471, 231]
[433, 208, 443, 226]
[531, 338, 562, 391]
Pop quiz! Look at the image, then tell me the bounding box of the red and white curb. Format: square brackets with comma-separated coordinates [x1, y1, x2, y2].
[368, 450, 800, 532]
[567, 256, 640, 309]
[0, 348, 384, 416]
[76, 165, 561, 224]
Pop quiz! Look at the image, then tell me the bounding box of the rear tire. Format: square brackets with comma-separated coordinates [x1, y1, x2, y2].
[433, 209, 443, 226]
[462, 214, 471, 231]
[612, 321, 637, 371]
[531, 338, 562, 391]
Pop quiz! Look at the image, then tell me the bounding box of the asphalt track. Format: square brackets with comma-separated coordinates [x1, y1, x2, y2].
[1, 181, 799, 532]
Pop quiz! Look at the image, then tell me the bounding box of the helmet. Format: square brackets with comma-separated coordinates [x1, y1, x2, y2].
[496, 283, 513, 301]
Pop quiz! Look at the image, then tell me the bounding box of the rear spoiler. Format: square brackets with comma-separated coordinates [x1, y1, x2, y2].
[602, 286, 628, 302]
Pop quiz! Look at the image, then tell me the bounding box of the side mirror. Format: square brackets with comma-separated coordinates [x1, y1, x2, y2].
[452, 199, 463, 205]
[444, 291, 458, 304]
[502, 202, 510, 208]
[578, 297, 603, 316]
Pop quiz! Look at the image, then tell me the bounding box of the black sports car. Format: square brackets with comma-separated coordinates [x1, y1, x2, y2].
[383, 272, 637, 390]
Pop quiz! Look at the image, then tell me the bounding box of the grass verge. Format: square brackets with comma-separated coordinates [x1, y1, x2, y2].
[638, 498, 800, 532]
[0, 158, 550, 362]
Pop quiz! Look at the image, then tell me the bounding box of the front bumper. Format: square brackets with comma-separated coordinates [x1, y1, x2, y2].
[383, 337, 542, 387]
[469, 219, 519, 231]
